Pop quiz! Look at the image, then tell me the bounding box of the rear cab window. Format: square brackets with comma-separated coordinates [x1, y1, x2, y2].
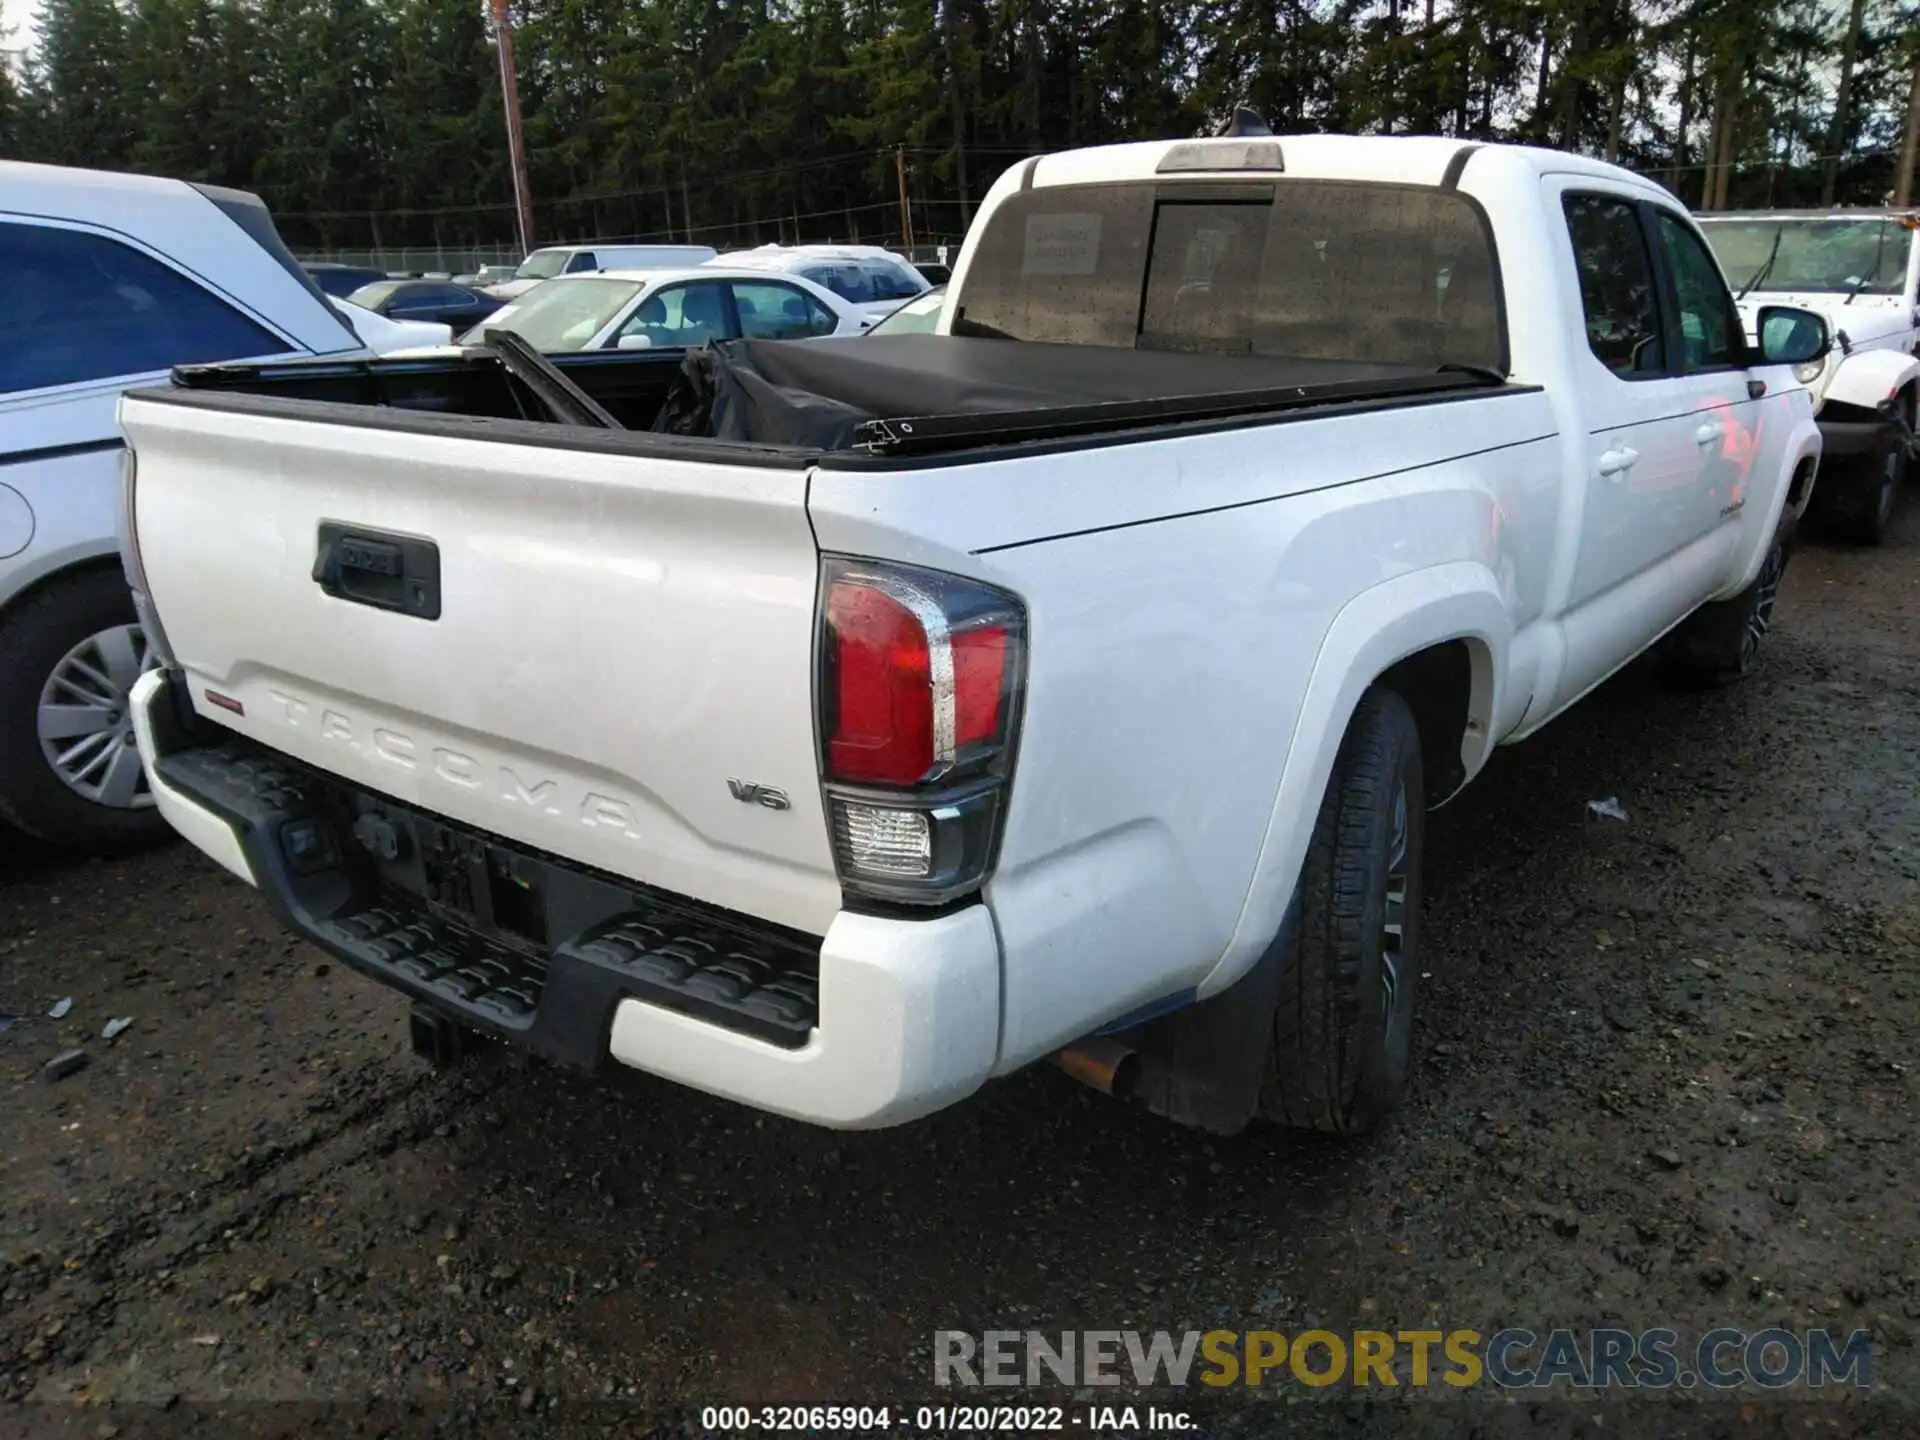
[954, 179, 1505, 371]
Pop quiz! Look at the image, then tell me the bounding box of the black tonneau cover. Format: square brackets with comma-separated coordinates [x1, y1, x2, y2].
[651, 335, 1495, 456]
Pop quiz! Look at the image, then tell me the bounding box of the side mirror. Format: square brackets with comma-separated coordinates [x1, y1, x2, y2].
[1755, 305, 1830, 366]
[616, 334, 653, 351]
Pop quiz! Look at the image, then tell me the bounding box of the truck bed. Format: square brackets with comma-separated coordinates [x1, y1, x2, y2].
[166, 336, 1508, 461]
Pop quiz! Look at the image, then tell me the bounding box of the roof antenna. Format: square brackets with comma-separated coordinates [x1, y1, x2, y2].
[1216, 105, 1274, 139]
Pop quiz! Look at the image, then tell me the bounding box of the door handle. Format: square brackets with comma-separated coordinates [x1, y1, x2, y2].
[1597, 445, 1640, 479]
[1694, 423, 1720, 447]
[313, 522, 442, 620]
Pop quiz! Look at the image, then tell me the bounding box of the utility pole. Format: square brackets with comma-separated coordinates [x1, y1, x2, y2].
[895, 147, 914, 250]
[489, 0, 536, 257]
[1897, 50, 1920, 208]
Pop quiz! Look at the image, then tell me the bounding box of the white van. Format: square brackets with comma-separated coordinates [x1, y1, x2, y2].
[484, 244, 718, 299]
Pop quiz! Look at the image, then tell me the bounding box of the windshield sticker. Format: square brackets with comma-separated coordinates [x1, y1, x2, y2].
[1024, 214, 1102, 275]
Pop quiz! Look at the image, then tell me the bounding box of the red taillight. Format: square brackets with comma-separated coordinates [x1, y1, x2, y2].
[826, 581, 934, 785]
[953, 626, 1008, 747]
[818, 557, 1026, 904]
[823, 568, 1018, 788]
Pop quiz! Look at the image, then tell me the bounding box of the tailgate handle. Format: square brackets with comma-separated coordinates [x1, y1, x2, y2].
[313, 522, 442, 620]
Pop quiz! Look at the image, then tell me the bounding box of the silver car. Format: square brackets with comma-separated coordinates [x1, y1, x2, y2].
[0, 163, 380, 850]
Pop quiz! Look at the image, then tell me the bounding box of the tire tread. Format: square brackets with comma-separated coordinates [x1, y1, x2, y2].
[1261, 688, 1421, 1134]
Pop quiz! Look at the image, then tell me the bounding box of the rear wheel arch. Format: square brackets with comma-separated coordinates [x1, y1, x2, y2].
[1193, 568, 1509, 1007]
[1374, 636, 1493, 806]
[1122, 626, 1499, 1137]
[0, 551, 128, 623]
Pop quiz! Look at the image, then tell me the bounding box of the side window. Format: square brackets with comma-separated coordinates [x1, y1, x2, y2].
[862, 260, 923, 302]
[1653, 211, 1743, 371]
[731, 282, 837, 339]
[0, 221, 285, 395]
[613, 282, 733, 347]
[564, 251, 598, 274]
[802, 264, 874, 305]
[1563, 196, 1666, 378]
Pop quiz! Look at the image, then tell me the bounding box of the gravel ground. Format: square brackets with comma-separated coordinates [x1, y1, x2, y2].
[3, 503, 1918, 1439]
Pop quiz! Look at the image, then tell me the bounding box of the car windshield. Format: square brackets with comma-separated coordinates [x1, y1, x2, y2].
[461, 278, 644, 350]
[1699, 218, 1913, 295]
[867, 288, 946, 335]
[513, 250, 570, 282]
[346, 280, 404, 307]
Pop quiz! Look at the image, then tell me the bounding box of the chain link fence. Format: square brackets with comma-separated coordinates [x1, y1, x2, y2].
[296, 239, 960, 278]
[296, 245, 524, 276]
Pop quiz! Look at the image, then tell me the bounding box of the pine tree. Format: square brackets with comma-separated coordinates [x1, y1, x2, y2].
[30, 0, 137, 168]
[8, 0, 1916, 248]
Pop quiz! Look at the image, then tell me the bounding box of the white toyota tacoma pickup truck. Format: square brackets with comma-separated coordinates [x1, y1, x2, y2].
[120, 134, 1832, 1136]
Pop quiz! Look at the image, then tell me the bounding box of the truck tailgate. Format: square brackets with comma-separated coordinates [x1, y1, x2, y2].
[121, 394, 840, 936]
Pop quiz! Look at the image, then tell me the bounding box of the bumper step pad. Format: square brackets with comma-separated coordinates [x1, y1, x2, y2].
[153, 735, 820, 1065]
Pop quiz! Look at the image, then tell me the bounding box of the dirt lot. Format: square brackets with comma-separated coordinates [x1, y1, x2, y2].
[3, 504, 1918, 1438]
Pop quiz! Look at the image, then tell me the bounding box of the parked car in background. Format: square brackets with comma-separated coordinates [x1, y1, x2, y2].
[327, 296, 454, 352]
[454, 264, 520, 288]
[914, 262, 953, 286]
[347, 278, 504, 331]
[706, 244, 931, 324]
[484, 244, 719, 300]
[0, 162, 395, 851]
[303, 261, 389, 297]
[1696, 210, 1920, 544]
[459, 266, 868, 352]
[121, 133, 1827, 1136]
[865, 286, 945, 335]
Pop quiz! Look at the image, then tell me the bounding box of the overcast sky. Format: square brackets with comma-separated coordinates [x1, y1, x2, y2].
[2, 0, 39, 56]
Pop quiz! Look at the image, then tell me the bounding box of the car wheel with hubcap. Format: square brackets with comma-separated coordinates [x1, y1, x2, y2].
[1260, 686, 1425, 1134]
[0, 567, 170, 853]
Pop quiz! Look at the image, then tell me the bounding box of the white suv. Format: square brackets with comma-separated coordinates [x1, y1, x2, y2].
[0, 162, 433, 851]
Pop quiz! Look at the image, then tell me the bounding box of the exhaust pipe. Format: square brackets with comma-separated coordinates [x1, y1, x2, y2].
[1053, 1037, 1140, 1099]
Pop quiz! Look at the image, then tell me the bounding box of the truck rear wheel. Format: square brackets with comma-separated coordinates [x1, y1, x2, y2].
[0, 568, 172, 854]
[1260, 687, 1425, 1134]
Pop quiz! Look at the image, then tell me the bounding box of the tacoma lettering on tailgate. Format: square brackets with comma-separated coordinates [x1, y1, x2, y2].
[264, 688, 645, 838]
